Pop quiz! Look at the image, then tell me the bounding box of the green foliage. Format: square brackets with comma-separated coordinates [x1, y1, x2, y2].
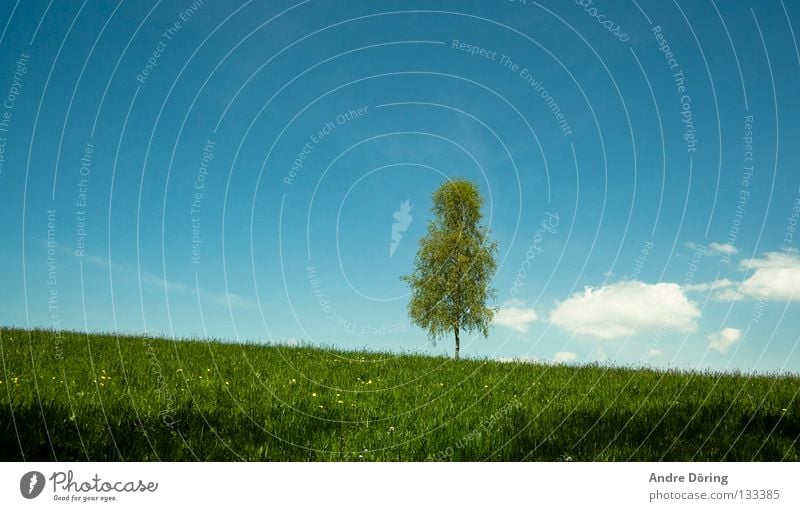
[1, 327, 798, 461]
[401, 179, 498, 356]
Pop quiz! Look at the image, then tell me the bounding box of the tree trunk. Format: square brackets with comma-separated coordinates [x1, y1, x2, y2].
[454, 324, 460, 360]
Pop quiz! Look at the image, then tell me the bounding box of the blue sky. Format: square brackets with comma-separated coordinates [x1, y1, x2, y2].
[1, 0, 799, 373]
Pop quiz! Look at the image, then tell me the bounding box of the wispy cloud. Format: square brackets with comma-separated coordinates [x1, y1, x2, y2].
[683, 279, 735, 293]
[43, 240, 254, 308]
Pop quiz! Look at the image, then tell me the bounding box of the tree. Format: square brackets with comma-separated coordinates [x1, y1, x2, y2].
[401, 179, 498, 359]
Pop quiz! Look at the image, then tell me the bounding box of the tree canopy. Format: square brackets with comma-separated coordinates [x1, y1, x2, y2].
[401, 179, 498, 359]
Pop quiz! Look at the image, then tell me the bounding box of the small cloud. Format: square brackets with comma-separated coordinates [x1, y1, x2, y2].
[280, 337, 302, 347]
[646, 348, 663, 358]
[707, 242, 738, 256]
[496, 355, 540, 364]
[591, 347, 609, 363]
[685, 241, 737, 257]
[553, 351, 577, 364]
[708, 327, 742, 355]
[494, 299, 538, 333]
[549, 281, 700, 340]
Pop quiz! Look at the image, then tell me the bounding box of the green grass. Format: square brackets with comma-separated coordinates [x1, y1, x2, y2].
[1, 327, 798, 461]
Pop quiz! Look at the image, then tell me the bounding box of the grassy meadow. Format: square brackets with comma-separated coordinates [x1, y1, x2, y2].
[0, 327, 798, 461]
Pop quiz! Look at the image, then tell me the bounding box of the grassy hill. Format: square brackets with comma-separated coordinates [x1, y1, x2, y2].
[1, 327, 798, 461]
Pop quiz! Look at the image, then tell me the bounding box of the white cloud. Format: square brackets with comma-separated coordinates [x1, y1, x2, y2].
[714, 251, 800, 301]
[549, 281, 700, 340]
[740, 250, 799, 270]
[708, 327, 742, 355]
[494, 299, 538, 333]
[553, 351, 577, 364]
[708, 242, 738, 256]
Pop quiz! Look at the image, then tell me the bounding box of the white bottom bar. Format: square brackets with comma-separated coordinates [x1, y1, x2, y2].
[1, 462, 797, 510]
